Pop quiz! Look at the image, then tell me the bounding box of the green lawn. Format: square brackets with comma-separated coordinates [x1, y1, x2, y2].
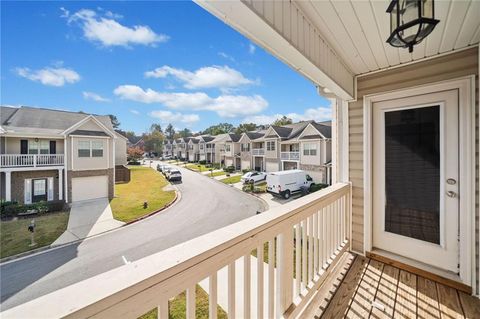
[139, 285, 227, 319]
[0, 211, 69, 259]
[220, 175, 241, 184]
[209, 171, 226, 177]
[111, 166, 176, 223]
[186, 164, 210, 172]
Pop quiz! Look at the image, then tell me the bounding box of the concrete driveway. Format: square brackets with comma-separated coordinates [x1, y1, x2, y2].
[52, 199, 124, 246]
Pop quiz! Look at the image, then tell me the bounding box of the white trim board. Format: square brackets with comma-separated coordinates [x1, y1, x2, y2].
[362, 75, 476, 289]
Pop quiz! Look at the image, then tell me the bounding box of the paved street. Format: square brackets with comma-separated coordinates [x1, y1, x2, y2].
[0, 162, 266, 311]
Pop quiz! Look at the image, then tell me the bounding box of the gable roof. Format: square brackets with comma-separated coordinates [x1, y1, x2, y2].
[0, 106, 114, 136]
[311, 122, 331, 138]
[267, 121, 312, 140]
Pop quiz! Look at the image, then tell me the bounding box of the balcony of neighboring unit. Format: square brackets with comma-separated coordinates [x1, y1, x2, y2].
[0, 154, 64, 168]
[281, 151, 300, 161]
[252, 148, 265, 156]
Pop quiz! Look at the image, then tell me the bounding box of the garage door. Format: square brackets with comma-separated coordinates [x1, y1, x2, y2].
[266, 161, 279, 173]
[241, 159, 251, 171]
[72, 176, 108, 202]
[225, 158, 234, 167]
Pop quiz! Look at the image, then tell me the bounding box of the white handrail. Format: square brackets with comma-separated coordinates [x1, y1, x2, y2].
[0, 154, 64, 167]
[280, 151, 300, 160]
[252, 148, 265, 156]
[2, 183, 351, 319]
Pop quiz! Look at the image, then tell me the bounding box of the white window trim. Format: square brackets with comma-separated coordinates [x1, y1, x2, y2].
[28, 139, 50, 155]
[362, 75, 475, 289]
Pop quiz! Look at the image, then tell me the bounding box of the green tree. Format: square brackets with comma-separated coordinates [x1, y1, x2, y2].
[235, 123, 257, 134]
[150, 123, 163, 133]
[165, 123, 175, 140]
[143, 130, 165, 154]
[108, 114, 121, 128]
[272, 115, 293, 126]
[202, 123, 234, 135]
[179, 128, 192, 138]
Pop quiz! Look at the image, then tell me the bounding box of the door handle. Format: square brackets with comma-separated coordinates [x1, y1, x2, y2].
[446, 191, 457, 198]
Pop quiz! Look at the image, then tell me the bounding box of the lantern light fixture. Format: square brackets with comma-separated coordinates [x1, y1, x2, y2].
[386, 0, 440, 53]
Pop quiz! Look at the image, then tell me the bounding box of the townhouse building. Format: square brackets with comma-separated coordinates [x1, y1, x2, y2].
[197, 135, 214, 162]
[222, 134, 241, 169]
[187, 138, 199, 162]
[0, 106, 128, 204]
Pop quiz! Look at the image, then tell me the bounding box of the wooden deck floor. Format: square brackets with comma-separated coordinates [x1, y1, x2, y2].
[302, 253, 480, 318]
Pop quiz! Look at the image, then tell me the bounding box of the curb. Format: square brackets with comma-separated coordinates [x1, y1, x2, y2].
[124, 189, 180, 225]
[0, 245, 53, 264]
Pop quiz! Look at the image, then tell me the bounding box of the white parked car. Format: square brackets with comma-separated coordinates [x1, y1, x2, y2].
[266, 169, 314, 199]
[241, 171, 267, 184]
[167, 169, 182, 182]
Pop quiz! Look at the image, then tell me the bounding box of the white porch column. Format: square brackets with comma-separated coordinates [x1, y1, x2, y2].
[331, 97, 349, 184]
[5, 171, 11, 201]
[58, 169, 63, 200]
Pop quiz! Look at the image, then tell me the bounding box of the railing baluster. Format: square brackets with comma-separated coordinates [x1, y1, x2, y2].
[209, 273, 218, 319]
[313, 212, 319, 276]
[228, 263, 235, 319]
[257, 245, 264, 319]
[308, 216, 313, 284]
[244, 254, 251, 319]
[295, 223, 301, 296]
[268, 240, 275, 319]
[186, 286, 195, 319]
[301, 219, 307, 290]
[334, 200, 338, 250]
[276, 230, 293, 319]
[158, 299, 169, 319]
[321, 208, 326, 269]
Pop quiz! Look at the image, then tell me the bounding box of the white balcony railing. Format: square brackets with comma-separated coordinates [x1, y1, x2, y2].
[0, 154, 64, 168]
[281, 151, 300, 161]
[3, 183, 351, 319]
[252, 148, 265, 156]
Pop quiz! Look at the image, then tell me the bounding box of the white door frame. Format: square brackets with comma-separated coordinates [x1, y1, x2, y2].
[363, 75, 475, 287]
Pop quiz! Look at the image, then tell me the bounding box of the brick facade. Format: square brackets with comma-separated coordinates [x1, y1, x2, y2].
[9, 170, 62, 204]
[67, 168, 114, 203]
[115, 165, 131, 183]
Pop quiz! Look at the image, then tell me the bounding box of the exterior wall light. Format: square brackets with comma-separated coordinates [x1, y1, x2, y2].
[386, 0, 439, 53]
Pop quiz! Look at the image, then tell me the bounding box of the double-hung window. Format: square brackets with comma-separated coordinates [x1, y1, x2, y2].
[78, 141, 91, 157]
[303, 143, 317, 156]
[241, 143, 250, 152]
[92, 141, 104, 157]
[266, 141, 275, 151]
[225, 144, 231, 152]
[28, 140, 50, 154]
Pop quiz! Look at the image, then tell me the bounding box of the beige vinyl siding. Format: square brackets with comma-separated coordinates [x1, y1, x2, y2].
[348, 48, 479, 260]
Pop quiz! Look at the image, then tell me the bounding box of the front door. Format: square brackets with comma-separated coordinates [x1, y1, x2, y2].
[372, 90, 459, 273]
[32, 178, 47, 203]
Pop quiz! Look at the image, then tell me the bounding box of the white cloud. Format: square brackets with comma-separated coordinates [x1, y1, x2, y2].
[113, 85, 268, 118]
[64, 9, 168, 47]
[149, 110, 199, 124]
[243, 107, 331, 125]
[144, 65, 255, 89]
[130, 109, 140, 115]
[15, 66, 80, 86]
[218, 52, 235, 62]
[83, 91, 110, 102]
[248, 43, 256, 54]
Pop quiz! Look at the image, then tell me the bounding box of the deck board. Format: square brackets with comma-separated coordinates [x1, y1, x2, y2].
[393, 270, 417, 318]
[321, 256, 368, 319]
[346, 259, 384, 318]
[307, 255, 480, 319]
[370, 265, 399, 319]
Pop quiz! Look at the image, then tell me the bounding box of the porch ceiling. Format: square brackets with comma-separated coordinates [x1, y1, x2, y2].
[295, 0, 480, 75]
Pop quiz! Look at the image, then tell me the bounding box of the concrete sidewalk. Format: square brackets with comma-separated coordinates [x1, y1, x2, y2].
[52, 198, 124, 246]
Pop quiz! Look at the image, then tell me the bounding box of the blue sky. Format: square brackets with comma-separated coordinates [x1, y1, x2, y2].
[1, 1, 331, 134]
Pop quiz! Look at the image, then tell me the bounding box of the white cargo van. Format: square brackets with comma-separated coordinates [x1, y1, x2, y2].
[266, 169, 314, 199]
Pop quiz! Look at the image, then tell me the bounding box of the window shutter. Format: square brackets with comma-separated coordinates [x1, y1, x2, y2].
[47, 177, 54, 201]
[50, 141, 56, 154]
[24, 179, 32, 204]
[20, 140, 28, 154]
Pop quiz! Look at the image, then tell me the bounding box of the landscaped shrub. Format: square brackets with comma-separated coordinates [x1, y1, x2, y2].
[242, 169, 251, 174]
[212, 163, 221, 169]
[128, 161, 141, 165]
[199, 160, 206, 165]
[309, 183, 329, 193]
[1, 200, 66, 219]
[223, 165, 235, 173]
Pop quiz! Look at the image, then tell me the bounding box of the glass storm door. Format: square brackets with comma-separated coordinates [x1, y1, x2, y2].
[372, 90, 459, 273]
[32, 179, 47, 203]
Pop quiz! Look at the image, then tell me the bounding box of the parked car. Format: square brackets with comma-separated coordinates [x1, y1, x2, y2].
[241, 171, 267, 184]
[163, 166, 173, 176]
[167, 169, 182, 182]
[266, 169, 314, 199]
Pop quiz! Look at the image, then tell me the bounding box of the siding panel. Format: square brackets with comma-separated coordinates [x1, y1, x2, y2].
[348, 48, 479, 281]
